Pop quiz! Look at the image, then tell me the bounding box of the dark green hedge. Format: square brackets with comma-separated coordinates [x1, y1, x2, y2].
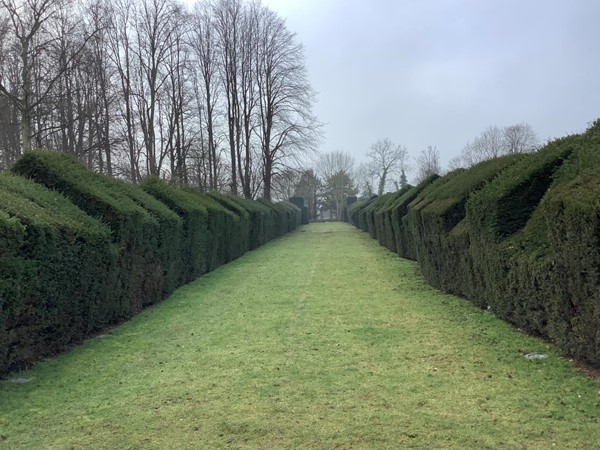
[289, 196, 309, 224]
[281, 201, 302, 232]
[408, 155, 523, 294]
[257, 199, 301, 237]
[0, 173, 115, 374]
[497, 124, 600, 364]
[141, 178, 209, 283]
[347, 196, 377, 229]
[468, 143, 574, 243]
[12, 151, 183, 315]
[360, 192, 394, 239]
[374, 186, 413, 252]
[465, 139, 576, 312]
[227, 196, 272, 249]
[392, 175, 440, 259]
[346, 120, 600, 366]
[208, 191, 250, 259]
[1, 151, 301, 376]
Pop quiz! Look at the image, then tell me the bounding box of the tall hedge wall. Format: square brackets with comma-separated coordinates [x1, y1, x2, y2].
[257, 199, 301, 237]
[408, 154, 523, 295]
[346, 120, 600, 366]
[226, 196, 272, 249]
[12, 151, 183, 314]
[373, 186, 413, 252]
[1, 152, 301, 376]
[289, 196, 310, 224]
[0, 173, 116, 374]
[141, 178, 210, 284]
[392, 175, 439, 260]
[347, 195, 377, 229]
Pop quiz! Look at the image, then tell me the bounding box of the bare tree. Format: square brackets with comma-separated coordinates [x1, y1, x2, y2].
[461, 125, 503, 166]
[0, 95, 19, 169]
[254, 5, 320, 200]
[366, 137, 409, 195]
[318, 151, 355, 220]
[49, 4, 102, 161]
[213, 0, 243, 194]
[162, 7, 191, 185]
[0, 0, 100, 155]
[0, 0, 64, 153]
[83, 0, 115, 175]
[0, 10, 20, 168]
[446, 155, 464, 172]
[271, 167, 299, 201]
[415, 145, 441, 182]
[293, 168, 320, 220]
[460, 122, 539, 167]
[107, 0, 141, 181]
[503, 122, 538, 154]
[355, 161, 375, 199]
[236, 1, 259, 198]
[190, 0, 220, 190]
[0, 0, 321, 193]
[133, 0, 182, 177]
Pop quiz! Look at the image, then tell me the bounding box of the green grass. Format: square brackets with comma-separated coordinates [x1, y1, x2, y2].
[1, 222, 599, 449]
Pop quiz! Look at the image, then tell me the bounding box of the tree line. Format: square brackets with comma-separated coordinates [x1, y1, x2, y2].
[286, 121, 538, 221]
[0, 0, 320, 199]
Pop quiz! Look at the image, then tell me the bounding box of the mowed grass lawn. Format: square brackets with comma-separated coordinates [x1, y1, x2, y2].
[1, 222, 599, 449]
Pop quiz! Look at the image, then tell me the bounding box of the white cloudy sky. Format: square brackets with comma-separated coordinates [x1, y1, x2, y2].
[187, 0, 600, 173]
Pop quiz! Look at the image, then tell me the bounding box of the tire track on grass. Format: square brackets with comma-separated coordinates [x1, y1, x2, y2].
[282, 227, 324, 367]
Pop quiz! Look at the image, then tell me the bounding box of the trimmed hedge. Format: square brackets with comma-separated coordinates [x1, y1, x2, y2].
[208, 191, 250, 259]
[141, 178, 209, 284]
[374, 186, 413, 252]
[347, 196, 377, 229]
[257, 199, 301, 237]
[290, 196, 309, 225]
[392, 175, 440, 259]
[227, 195, 272, 249]
[500, 125, 600, 364]
[190, 191, 243, 269]
[0, 173, 115, 374]
[1, 151, 301, 376]
[12, 151, 183, 315]
[408, 154, 523, 294]
[346, 120, 600, 366]
[466, 140, 575, 310]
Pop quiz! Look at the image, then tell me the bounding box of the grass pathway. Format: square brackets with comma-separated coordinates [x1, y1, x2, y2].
[1, 222, 599, 449]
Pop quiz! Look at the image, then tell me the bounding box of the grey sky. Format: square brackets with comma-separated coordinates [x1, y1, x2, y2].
[259, 0, 600, 173]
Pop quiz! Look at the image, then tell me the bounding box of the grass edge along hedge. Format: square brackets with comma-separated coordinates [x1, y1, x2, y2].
[1, 152, 300, 377]
[346, 120, 600, 367]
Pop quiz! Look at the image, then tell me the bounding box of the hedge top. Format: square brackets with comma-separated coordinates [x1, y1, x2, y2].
[412, 155, 523, 217]
[11, 151, 181, 238]
[141, 177, 209, 218]
[0, 172, 110, 241]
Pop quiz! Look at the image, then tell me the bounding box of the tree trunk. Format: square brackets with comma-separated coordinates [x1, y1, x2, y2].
[263, 156, 272, 200]
[378, 167, 388, 195]
[19, 104, 32, 153]
[20, 39, 32, 153]
[228, 116, 238, 194]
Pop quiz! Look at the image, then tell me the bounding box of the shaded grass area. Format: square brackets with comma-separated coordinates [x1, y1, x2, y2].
[1, 222, 599, 449]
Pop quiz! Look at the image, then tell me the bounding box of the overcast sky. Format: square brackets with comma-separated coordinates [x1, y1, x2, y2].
[188, 0, 600, 175]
